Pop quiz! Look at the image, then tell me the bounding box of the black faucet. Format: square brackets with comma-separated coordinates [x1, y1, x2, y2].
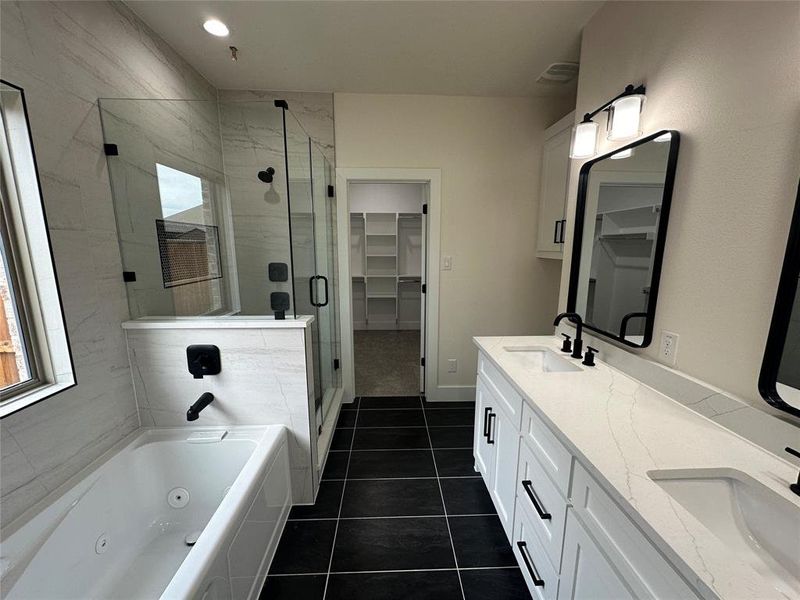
[786, 447, 800, 496]
[554, 312, 584, 359]
[187, 392, 215, 421]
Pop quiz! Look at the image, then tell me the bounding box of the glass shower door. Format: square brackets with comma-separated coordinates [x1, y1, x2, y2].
[311, 144, 340, 427]
[284, 111, 340, 430]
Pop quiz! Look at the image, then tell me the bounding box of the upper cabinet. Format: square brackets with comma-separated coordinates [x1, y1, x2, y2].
[536, 112, 574, 260]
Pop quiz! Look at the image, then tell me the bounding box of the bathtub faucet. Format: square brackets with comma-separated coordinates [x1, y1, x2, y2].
[187, 392, 215, 421]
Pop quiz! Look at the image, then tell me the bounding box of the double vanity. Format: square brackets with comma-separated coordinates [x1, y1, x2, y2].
[471, 336, 800, 600]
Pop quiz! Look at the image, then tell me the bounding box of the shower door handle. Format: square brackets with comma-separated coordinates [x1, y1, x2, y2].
[309, 276, 319, 307]
[318, 275, 329, 307]
[308, 275, 329, 308]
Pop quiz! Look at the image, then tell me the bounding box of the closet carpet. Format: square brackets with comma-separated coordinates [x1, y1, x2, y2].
[354, 330, 420, 397]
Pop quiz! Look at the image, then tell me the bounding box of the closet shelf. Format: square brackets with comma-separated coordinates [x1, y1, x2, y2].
[367, 293, 397, 299]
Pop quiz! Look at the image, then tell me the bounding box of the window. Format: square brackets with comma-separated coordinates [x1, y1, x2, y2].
[0, 80, 75, 416]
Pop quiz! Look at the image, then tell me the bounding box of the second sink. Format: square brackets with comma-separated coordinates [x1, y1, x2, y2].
[648, 467, 800, 597]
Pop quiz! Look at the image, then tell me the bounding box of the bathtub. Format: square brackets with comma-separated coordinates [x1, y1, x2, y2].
[0, 426, 291, 600]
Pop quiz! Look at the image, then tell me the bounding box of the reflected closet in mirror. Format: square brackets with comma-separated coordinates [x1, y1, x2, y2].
[567, 130, 680, 347]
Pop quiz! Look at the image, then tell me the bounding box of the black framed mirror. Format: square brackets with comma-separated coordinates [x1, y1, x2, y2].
[759, 180, 800, 418]
[567, 130, 680, 348]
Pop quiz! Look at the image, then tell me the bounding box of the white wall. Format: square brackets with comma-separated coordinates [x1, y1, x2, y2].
[349, 182, 425, 214]
[335, 93, 567, 392]
[558, 1, 800, 422]
[0, 0, 217, 525]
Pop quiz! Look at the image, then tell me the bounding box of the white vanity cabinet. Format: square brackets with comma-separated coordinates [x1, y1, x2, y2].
[473, 351, 702, 600]
[473, 355, 523, 538]
[559, 510, 636, 600]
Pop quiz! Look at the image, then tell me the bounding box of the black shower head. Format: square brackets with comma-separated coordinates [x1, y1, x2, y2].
[258, 167, 275, 183]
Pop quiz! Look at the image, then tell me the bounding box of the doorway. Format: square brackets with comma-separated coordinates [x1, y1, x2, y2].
[349, 182, 427, 396]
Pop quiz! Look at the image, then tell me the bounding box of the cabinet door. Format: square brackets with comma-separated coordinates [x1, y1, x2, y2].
[559, 512, 637, 600]
[473, 377, 495, 481]
[489, 405, 519, 539]
[536, 115, 573, 257]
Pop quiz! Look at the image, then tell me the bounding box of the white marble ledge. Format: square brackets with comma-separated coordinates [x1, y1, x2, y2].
[474, 335, 800, 600]
[122, 315, 315, 330]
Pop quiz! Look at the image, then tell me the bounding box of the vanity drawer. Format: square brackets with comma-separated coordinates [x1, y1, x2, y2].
[570, 462, 700, 600]
[513, 497, 560, 600]
[478, 353, 523, 426]
[517, 438, 568, 571]
[521, 403, 573, 496]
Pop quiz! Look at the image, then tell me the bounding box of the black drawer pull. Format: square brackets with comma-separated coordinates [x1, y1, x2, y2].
[522, 480, 551, 520]
[517, 541, 544, 587]
[487, 411, 496, 444]
[483, 407, 492, 438]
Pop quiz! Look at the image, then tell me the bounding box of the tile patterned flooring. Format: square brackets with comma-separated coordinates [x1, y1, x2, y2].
[260, 396, 532, 600]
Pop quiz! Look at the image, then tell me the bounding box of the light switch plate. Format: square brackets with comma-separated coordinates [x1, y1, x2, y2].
[659, 331, 679, 366]
[442, 256, 452, 270]
[447, 358, 458, 373]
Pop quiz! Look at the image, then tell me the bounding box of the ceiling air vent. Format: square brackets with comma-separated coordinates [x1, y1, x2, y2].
[536, 62, 579, 84]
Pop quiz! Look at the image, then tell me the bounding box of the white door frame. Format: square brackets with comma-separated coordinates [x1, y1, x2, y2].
[336, 168, 441, 403]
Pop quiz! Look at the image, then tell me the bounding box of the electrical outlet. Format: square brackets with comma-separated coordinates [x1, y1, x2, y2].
[447, 359, 458, 373]
[659, 331, 679, 366]
[442, 256, 453, 271]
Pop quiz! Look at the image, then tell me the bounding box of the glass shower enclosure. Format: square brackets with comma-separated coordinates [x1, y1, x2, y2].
[98, 96, 341, 428]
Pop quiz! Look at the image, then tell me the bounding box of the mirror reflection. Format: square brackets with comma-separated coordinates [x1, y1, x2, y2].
[777, 284, 800, 410]
[569, 131, 679, 347]
[760, 181, 800, 416]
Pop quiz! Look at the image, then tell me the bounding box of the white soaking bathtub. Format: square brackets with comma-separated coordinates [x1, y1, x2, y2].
[0, 426, 291, 600]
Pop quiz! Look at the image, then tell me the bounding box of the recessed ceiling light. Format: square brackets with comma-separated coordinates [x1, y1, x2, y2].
[203, 19, 229, 37]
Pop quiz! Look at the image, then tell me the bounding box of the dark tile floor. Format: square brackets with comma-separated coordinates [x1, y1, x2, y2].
[261, 396, 532, 600]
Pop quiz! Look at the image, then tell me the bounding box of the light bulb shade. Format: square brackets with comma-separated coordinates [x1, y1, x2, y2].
[570, 121, 599, 158]
[607, 94, 644, 141]
[609, 147, 633, 160]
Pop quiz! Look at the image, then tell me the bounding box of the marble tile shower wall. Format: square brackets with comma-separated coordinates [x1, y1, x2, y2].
[0, 0, 219, 525]
[217, 90, 335, 315]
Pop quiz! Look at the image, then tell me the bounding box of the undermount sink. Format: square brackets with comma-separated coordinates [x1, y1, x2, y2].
[648, 468, 800, 597]
[502, 346, 581, 373]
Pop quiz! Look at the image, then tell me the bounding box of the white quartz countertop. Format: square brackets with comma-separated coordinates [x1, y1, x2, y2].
[474, 335, 800, 600]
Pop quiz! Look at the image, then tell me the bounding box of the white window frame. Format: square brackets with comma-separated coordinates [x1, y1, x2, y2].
[0, 80, 75, 417]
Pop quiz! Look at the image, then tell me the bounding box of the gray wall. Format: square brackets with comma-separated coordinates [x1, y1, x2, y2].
[0, 0, 217, 525]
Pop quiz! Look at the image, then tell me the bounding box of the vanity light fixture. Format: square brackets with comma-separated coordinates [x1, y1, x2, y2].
[569, 83, 647, 159]
[203, 19, 229, 37]
[609, 148, 633, 160]
[608, 91, 646, 141]
[570, 120, 600, 159]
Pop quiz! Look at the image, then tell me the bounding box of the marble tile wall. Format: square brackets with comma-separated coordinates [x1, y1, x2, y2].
[217, 89, 335, 316]
[0, 0, 217, 526]
[100, 97, 232, 318]
[125, 324, 317, 503]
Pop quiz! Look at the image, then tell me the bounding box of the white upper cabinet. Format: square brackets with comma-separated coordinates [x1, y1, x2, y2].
[536, 112, 574, 259]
